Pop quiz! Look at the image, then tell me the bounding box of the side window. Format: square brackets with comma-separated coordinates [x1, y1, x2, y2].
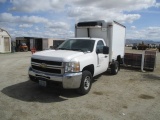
[96, 40, 104, 53]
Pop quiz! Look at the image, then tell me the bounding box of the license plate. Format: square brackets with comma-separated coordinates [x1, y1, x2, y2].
[39, 80, 47, 87]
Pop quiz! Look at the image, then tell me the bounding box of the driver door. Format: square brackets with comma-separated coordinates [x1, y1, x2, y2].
[95, 40, 109, 75]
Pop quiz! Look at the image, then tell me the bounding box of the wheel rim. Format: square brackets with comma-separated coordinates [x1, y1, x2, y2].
[115, 62, 119, 73]
[84, 76, 90, 90]
[115, 66, 118, 73]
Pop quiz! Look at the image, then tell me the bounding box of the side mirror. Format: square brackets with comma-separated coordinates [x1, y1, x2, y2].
[103, 46, 109, 54]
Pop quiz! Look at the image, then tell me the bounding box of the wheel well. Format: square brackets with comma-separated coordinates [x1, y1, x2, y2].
[82, 64, 94, 76]
[117, 55, 123, 64]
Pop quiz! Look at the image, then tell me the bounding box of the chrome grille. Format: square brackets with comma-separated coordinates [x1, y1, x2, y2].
[31, 58, 64, 74]
[32, 58, 62, 66]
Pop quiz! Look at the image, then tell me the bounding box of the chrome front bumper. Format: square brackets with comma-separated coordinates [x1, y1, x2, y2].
[28, 67, 82, 89]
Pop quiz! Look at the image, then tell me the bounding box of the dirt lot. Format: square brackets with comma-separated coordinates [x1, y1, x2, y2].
[0, 48, 160, 120]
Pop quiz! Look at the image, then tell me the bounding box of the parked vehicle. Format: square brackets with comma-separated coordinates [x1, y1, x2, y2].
[132, 43, 138, 50]
[18, 43, 28, 52]
[137, 41, 148, 50]
[28, 20, 126, 95]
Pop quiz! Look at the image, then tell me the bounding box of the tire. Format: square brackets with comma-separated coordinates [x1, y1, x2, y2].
[111, 61, 119, 75]
[22, 47, 28, 52]
[29, 75, 37, 82]
[23, 47, 28, 52]
[117, 56, 121, 71]
[77, 70, 93, 95]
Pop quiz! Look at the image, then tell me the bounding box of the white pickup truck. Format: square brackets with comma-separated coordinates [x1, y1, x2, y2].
[28, 20, 126, 95]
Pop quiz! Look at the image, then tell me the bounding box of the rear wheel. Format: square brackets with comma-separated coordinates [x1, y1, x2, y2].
[77, 70, 92, 95]
[111, 61, 119, 75]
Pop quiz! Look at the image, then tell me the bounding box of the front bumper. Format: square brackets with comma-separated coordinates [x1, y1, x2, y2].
[28, 67, 82, 89]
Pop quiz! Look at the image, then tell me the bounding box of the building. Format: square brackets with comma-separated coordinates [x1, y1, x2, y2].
[16, 37, 64, 51]
[0, 28, 11, 53]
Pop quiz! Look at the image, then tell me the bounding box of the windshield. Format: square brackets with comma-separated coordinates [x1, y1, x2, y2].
[58, 39, 95, 52]
[21, 43, 26, 46]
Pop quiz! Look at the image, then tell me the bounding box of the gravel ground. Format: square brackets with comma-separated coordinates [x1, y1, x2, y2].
[0, 47, 160, 120]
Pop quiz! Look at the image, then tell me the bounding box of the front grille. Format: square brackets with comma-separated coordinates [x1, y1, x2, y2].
[32, 58, 62, 66]
[32, 65, 61, 74]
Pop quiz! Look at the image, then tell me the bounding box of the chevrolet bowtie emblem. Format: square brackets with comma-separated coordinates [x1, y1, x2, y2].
[40, 63, 47, 68]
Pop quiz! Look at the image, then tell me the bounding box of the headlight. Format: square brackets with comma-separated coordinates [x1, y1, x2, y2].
[65, 62, 80, 73]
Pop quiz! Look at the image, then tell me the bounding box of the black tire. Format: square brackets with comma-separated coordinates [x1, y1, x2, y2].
[151, 68, 154, 72]
[111, 61, 119, 75]
[19, 48, 22, 52]
[117, 56, 121, 71]
[24, 47, 28, 52]
[77, 70, 92, 95]
[29, 75, 37, 82]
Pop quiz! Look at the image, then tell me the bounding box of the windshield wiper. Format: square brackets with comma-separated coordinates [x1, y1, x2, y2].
[70, 48, 84, 52]
[58, 48, 85, 52]
[58, 48, 69, 50]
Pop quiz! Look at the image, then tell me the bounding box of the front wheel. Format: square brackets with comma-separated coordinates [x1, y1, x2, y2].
[77, 70, 92, 95]
[110, 61, 119, 75]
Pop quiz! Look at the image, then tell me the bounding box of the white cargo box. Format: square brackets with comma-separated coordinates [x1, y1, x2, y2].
[75, 20, 126, 62]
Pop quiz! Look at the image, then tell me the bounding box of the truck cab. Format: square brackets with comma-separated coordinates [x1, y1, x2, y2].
[28, 20, 125, 95]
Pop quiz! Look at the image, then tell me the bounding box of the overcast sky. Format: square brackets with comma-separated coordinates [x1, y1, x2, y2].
[0, 0, 160, 41]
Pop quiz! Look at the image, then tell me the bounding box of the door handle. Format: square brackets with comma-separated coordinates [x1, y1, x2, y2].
[104, 56, 107, 58]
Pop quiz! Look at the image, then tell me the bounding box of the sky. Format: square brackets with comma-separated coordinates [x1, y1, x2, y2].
[0, 0, 160, 41]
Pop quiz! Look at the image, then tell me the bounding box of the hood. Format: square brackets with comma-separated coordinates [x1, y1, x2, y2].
[32, 50, 84, 62]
